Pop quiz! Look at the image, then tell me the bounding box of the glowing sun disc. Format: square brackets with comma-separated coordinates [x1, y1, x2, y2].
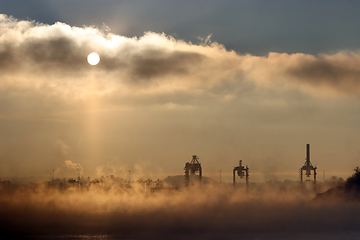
[87, 52, 100, 65]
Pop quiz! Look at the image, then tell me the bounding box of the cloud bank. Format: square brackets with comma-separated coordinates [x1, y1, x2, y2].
[2, 13, 360, 105]
[0, 14, 241, 104]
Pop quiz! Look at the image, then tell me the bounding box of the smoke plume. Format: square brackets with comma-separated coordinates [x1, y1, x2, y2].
[65, 160, 83, 177]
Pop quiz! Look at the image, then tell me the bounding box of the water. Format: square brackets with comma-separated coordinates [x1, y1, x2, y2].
[27, 232, 360, 240]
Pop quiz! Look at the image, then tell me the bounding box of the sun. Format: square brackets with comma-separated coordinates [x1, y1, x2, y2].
[87, 52, 100, 66]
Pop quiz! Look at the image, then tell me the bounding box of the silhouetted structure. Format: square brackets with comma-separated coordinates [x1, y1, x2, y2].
[313, 167, 360, 202]
[300, 144, 317, 184]
[233, 160, 249, 190]
[138, 179, 162, 190]
[137, 178, 178, 192]
[184, 155, 202, 187]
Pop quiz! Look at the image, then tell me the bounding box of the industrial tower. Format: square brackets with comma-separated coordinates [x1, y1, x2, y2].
[300, 144, 317, 184]
[233, 160, 249, 190]
[184, 155, 202, 187]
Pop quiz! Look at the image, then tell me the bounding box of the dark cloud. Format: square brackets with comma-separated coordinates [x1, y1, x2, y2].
[7, 14, 360, 98]
[0, 15, 216, 85]
[286, 54, 360, 95]
[0, 43, 18, 71]
[23, 37, 86, 69]
[238, 52, 360, 97]
[130, 50, 205, 80]
[0, 28, 90, 75]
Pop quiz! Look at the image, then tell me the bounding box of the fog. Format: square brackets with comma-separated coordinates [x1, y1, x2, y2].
[1, 179, 360, 239]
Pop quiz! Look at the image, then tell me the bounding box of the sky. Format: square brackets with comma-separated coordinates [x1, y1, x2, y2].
[1, 1, 360, 182]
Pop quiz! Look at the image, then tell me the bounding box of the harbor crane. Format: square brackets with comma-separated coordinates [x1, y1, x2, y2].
[233, 160, 249, 190]
[300, 144, 317, 184]
[184, 155, 202, 187]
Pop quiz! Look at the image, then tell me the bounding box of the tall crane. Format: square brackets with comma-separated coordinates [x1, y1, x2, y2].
[233, 160, 249, 191]
[184, 155, 202, 187]
[300, 144, 317, 184]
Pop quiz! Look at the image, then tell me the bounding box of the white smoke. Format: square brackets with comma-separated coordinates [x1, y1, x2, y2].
[64, 160, 83, 177]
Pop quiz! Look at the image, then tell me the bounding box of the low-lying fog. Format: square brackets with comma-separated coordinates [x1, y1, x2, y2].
[1, 179, 360, 239]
